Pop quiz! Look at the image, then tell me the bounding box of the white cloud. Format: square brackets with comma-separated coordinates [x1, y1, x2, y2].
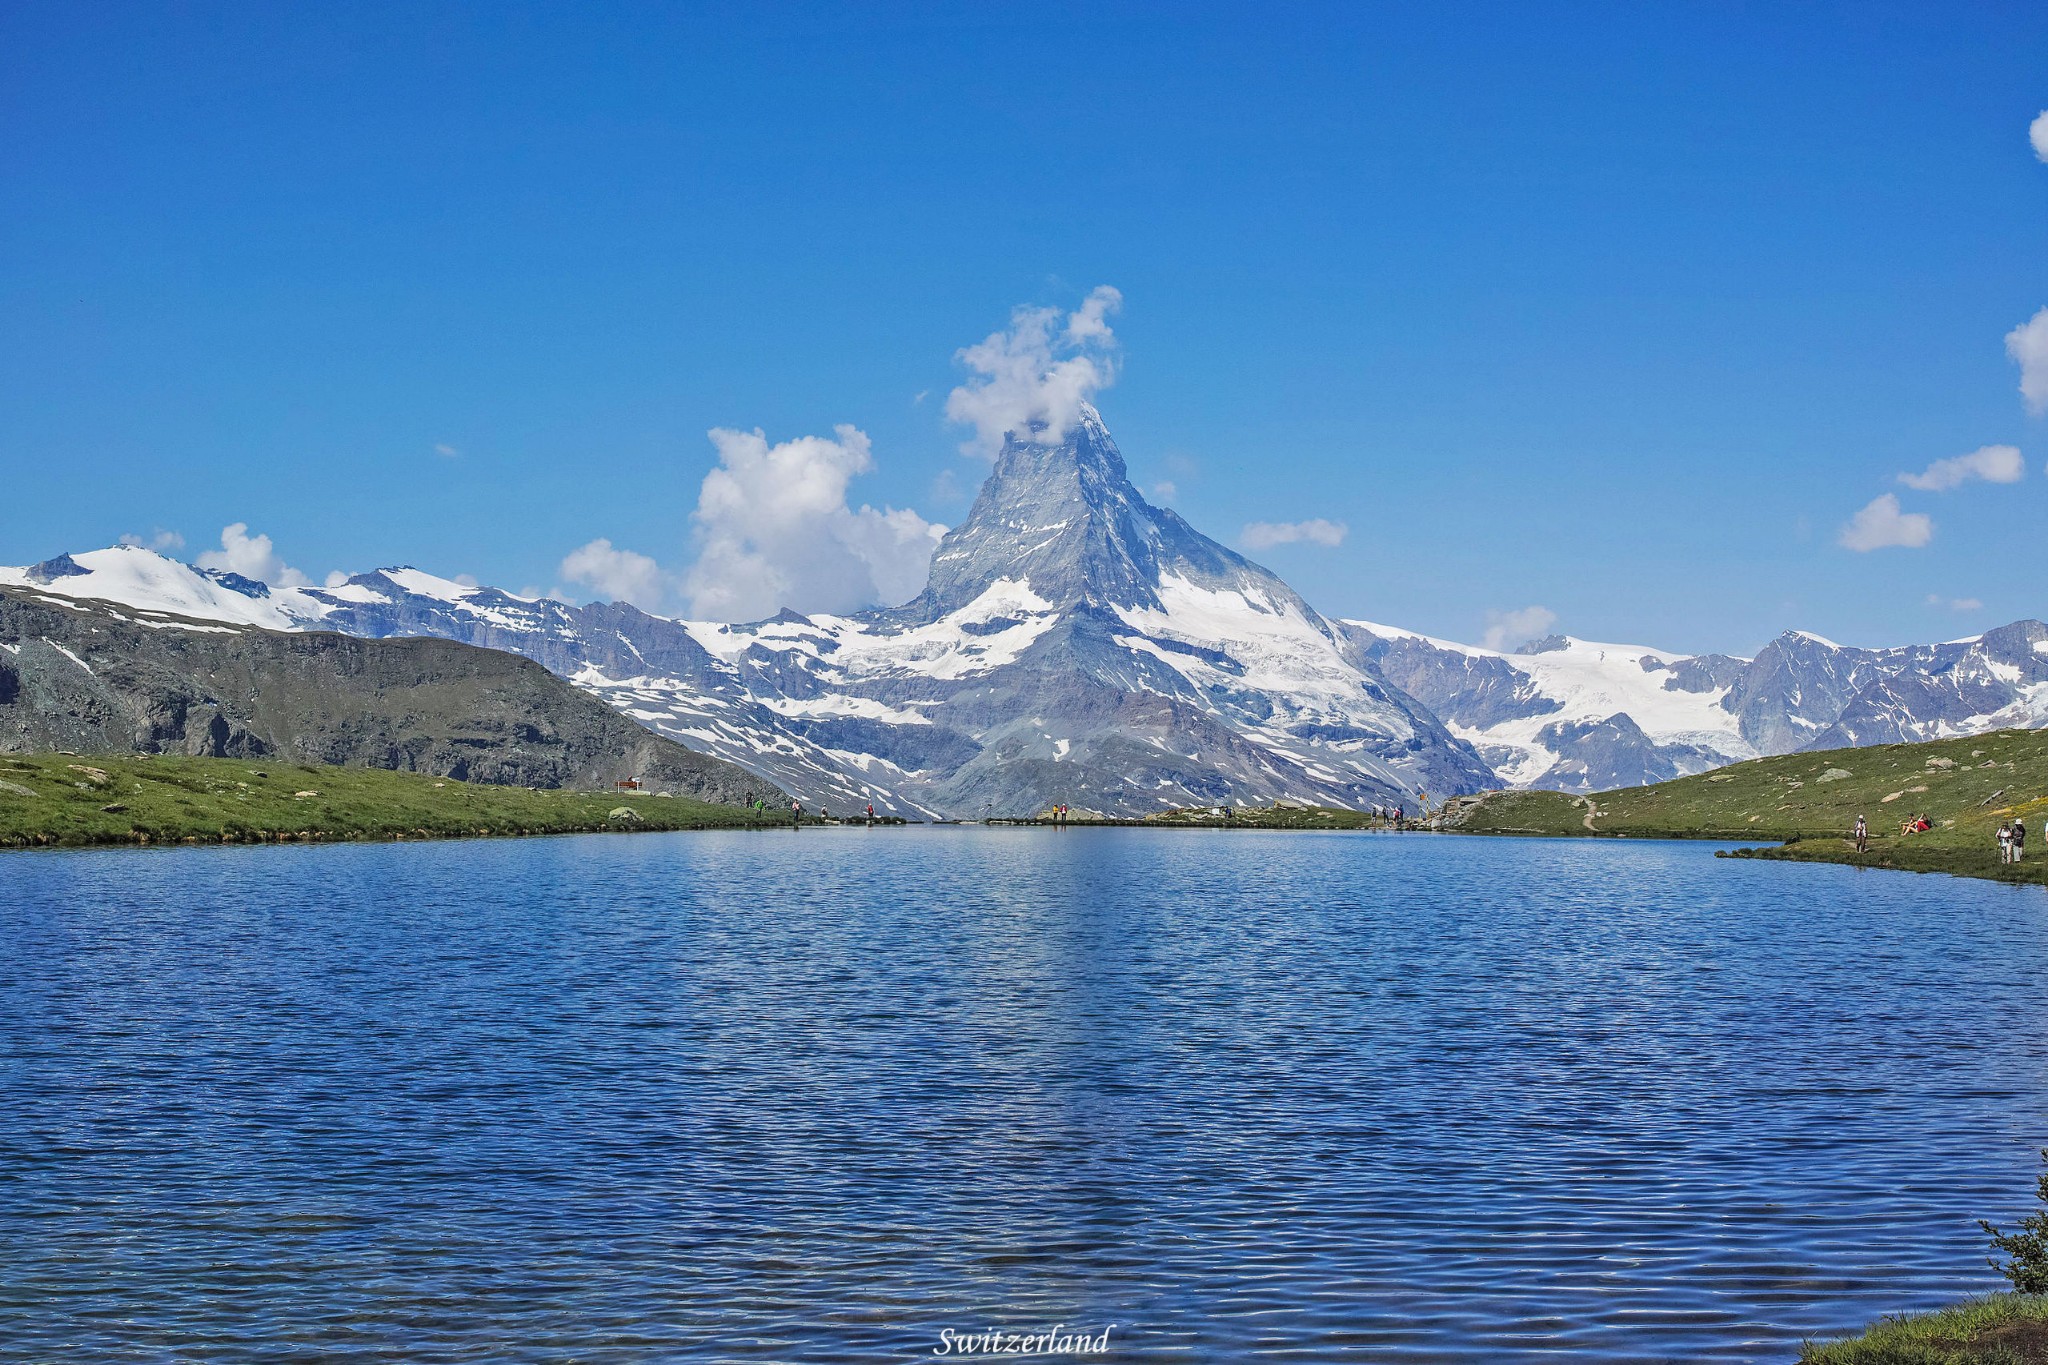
[196, 523, 311, 586]
[1926, 594, 1984, 612]
[1897, 443, 2024, 490]
[1482, 606, 1559, 652]
[560, 538, 667, 611]
[434, 443, 460, 458]
[1838, 494, 1933, 551]
[1241, 518, 1347, 550]
[945, 285, 1122, 455]
[119, 528, 185, 553]
[2032, 110, 2048, 163]
[681, 424, 945, 621]
[1151, 480, 1178, 502]
[2006, 308, 2048, 413]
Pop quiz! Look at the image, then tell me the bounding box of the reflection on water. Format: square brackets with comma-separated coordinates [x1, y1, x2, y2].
[2, 829, 2045, 1362]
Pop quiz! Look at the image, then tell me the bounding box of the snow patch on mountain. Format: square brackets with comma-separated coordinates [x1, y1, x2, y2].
[1345, 621, 1757, 790]
[0, 546, 321, 629]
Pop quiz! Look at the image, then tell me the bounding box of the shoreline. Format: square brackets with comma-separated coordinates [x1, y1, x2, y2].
[1443, 731, 2048, 889]
[1719, 837, 2048, 886]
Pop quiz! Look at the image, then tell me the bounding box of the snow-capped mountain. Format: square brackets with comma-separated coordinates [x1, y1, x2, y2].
[657, 407, 1495, 815]
[12, 406, 2046, 809]
[1727, 622, 2048, 750]
[2, 408, 1492, 815]
[1342, 620, 2048, 792]
[1, 549, 920, 812]
[1340, 625, 1755, 790]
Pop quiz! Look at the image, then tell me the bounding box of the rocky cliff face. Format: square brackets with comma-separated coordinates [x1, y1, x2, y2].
[0, 588, 779, 804]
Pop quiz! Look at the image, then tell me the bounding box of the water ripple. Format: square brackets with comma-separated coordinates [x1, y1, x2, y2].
[2, 829, 2045, 1362]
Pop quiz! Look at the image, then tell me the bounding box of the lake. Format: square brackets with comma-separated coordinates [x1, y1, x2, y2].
[2, 829, 2044, 1362]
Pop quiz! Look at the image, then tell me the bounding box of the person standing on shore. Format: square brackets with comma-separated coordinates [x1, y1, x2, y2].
[1997, 821, 2012, 864]
[791, 799, 803, 829]
[1853, 814, 1868, 853]
[2013, 817, 2027, 863]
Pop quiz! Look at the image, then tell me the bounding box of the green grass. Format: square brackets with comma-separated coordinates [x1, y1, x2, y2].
[1800, 1294, 2048, 1364]
[0, 752, 783, 848]
[1450, 728, 2048, 886]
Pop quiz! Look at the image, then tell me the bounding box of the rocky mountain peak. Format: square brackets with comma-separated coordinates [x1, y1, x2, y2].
[25, 553, 88, 583]
[901, 404, 1321, 629]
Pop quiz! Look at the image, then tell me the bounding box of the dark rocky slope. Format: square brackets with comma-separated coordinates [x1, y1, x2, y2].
[0, 587, 778, 804]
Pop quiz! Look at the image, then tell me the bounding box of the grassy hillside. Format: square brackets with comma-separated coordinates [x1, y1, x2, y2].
[0, 752, 791, 848]
[1450, 727, 2048, 885]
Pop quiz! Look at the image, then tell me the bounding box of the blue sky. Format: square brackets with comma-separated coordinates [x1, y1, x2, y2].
[3, 2, 2045, 654]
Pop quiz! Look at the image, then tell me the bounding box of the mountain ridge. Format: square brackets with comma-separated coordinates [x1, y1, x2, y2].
[1345, 617, 2048, 792]
[8, 409, 2045, 810]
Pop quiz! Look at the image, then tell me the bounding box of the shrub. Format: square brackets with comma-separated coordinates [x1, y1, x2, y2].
[1980, 1148, 2048, 1295]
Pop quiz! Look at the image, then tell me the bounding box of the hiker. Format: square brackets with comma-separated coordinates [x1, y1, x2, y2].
[865, 803, 875, 825]
[1853, 814, 1868, 853]
[2013, 817, 2027, 863]
[1998, 822, 2012, 864]
[791, 800, 802, 828]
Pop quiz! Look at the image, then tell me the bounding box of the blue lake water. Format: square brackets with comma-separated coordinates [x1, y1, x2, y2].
[2, 829, 2045, 1363]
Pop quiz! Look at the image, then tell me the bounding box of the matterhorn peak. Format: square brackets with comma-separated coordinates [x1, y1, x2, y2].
[900, 405, 1302, 627]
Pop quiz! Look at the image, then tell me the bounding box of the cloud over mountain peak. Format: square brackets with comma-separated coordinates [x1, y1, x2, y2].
[945, 286, 1122, 456]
